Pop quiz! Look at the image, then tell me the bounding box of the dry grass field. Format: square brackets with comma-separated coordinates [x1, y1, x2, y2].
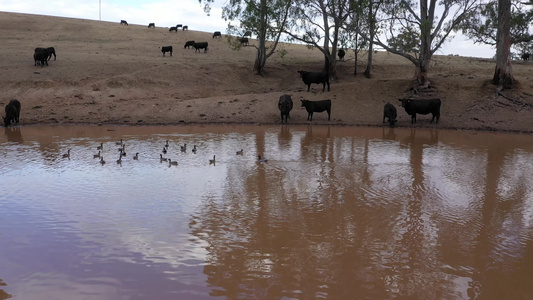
[1, 11, 533, 133]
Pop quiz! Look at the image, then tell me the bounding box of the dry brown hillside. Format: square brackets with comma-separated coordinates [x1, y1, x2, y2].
[1, 11, 533, 133]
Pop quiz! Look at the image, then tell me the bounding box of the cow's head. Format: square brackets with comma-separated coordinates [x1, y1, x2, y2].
[398, 98, 411, 107]
[297, 70, 307, 78]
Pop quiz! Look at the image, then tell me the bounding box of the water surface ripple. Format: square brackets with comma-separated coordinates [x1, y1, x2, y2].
[1, 125, 532, 300]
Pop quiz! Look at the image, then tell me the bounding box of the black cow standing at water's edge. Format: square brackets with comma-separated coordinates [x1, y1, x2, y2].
[3, 99, 21, 127]
[383, 102, 397, 127]
[278, 94, 293, 123]
[300, 99, 331, 121]
[398, 98, 441, 124]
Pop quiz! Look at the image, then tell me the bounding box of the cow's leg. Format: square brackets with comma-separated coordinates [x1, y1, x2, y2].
[327, 109, 331, 120]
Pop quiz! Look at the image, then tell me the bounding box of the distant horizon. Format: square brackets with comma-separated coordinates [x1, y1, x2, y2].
[1, 0, 496, 59]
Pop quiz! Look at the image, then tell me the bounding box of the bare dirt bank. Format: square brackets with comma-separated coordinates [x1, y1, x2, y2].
[1, 12, 533, 134]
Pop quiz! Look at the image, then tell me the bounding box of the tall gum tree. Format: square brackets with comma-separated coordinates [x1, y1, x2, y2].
[458, 0, 533, 89]
[493, 0, 515, 88]
[199, 0, 292, 76]
[375, 0, 477, 87]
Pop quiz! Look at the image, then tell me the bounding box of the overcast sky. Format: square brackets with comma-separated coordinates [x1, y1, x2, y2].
[1, 0, 495, 58]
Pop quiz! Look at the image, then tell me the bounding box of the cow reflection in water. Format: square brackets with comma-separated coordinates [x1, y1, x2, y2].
[4, 126, 23, 143]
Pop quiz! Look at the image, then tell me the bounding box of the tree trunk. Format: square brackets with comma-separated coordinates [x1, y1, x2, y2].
[415, 58, 430, 87]
[492, 0, 515, 89]
[253, 0, 268, 76]
[254, 44, 267, 76]
[364, 4, 375, 78]
[353, 45, 358, 75]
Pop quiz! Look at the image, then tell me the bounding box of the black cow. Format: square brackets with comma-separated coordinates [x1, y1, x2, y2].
[278, 94, 293, 123]
[33, 51, 48, 67]
[521, 52, 530, 61]
[120, 20, 128, 25]
[35, 47, 56, 61]
[239, 37, 249, 46]
[383, 102, 397, 127]
[3, 99, 21, 127]
[160, 46, 173, 56]
[338, 49, 345, 61]
[398, 98, 441, 124]
[298, 70, 330, 92]
[194, 42, 208, 53]
[169, 26, 177, 32]
[184, 40, 195, 49]
[183, 25, 188, 31]
[243, 30, 252, 37]
[300, 99, 331, 121]
[148, 23, 155, 28]
[176, 24, 183, 29]
[213, 31, 221, 38]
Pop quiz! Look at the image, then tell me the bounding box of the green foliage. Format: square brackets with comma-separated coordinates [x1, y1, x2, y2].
[458, 0, 533, 52]
[387, 27, 419, 54]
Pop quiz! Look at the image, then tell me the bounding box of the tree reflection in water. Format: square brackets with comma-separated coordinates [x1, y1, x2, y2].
[2, 125, 533, 299]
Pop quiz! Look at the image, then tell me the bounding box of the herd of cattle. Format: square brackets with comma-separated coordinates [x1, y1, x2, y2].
[277, 88, 440, 127]
[14, 20, 443, 128]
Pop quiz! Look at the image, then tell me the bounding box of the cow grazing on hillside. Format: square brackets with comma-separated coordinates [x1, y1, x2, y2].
[160, 46, 173, 56]
[278, 94, 293, 123]
[383, 102, 397, 127]
[398, 98, 441, 124]
[120, 20, 128, 25]
[169, 26, 177, 32]
[338, 49, 345, 61]
[33, 51, 48, 67]
[184, 40, 195, 49]
[213, 31, 221, 38]
[298, 70, 330, 92]
[35, 47, 56, 61]
[176, 24, 183, 29]
[3, 99, 21, 127]
[148, 23, 155, 28]
[300, 99, 331, 121]
[183, 25, 188, 30]
[239, 37, 249, 46]
[194, 42, 208, 53]
[522, 52, 530, 61]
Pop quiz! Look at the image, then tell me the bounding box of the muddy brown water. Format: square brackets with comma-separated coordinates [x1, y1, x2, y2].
[1, 125, 532, 300]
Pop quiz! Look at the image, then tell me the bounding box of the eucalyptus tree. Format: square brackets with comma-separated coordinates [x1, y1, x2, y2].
[357, 0, 385, 78]
[374, 0, 478, 87]
[199, 0, 292, 75]
[284, 0, 355, 78]
[458, 0, 533, 88]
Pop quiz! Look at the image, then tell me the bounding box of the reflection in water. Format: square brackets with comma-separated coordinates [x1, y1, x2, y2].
[1, 125, 533, 299]
[3, 127, 23, 143]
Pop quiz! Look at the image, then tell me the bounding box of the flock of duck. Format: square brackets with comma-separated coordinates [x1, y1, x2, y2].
[61, 139, 268, 166]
